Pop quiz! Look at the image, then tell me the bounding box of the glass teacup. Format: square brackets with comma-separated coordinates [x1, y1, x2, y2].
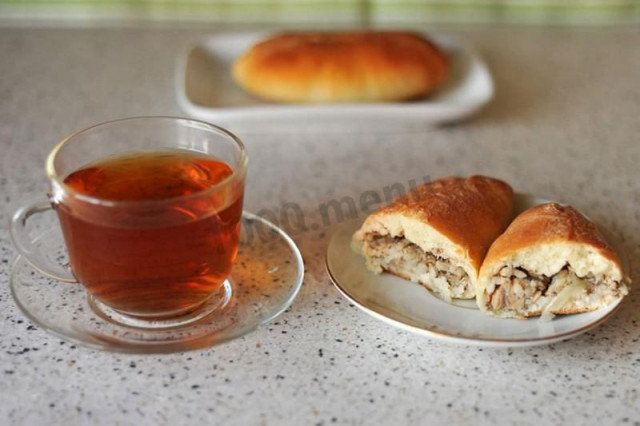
[10, 117, 247, 328]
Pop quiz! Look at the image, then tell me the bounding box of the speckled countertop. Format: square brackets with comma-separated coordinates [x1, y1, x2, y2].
[1, 27, 639, 425]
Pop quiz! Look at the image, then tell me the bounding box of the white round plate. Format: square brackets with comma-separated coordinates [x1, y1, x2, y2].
[11, 212, 304, 354]
[326, 194, 629, 347]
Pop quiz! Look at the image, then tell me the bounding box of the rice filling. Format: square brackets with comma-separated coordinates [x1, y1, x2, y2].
[486, 264, 624, 315]
[362, 234, 471, 300]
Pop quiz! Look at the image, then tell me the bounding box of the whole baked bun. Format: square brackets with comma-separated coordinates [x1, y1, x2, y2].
[232, 31, 450, 103]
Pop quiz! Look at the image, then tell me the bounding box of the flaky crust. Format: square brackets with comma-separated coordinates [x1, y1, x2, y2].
[232, 31, 450, 103]
[353, 176, 514, 294]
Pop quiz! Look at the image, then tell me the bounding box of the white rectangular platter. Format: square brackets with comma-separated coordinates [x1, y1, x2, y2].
[176, 32, 494, 132]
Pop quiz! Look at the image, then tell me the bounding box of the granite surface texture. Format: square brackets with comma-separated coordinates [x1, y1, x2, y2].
[0, 28, 639, 425]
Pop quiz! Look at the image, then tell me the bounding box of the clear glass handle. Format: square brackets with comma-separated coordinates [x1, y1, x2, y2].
[9, 198, 77, 283]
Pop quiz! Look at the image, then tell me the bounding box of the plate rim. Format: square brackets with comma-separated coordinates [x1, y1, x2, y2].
[175, 31, 494, 124]
[325, 193, 628, 347]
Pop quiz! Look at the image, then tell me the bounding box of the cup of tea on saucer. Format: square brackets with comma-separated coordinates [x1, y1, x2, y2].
[9, 117, 303, 353]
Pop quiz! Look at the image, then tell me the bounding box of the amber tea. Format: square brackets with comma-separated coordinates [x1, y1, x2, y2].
[56, 150, 244, 317]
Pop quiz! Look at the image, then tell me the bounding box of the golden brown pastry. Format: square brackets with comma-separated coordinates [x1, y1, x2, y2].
[232, 31, 450, 103]
[352, 176, 514, 301]
[477, 203, 630, 319]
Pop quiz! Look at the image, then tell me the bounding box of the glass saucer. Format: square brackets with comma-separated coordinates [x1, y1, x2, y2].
[10, 212, 304, 354]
